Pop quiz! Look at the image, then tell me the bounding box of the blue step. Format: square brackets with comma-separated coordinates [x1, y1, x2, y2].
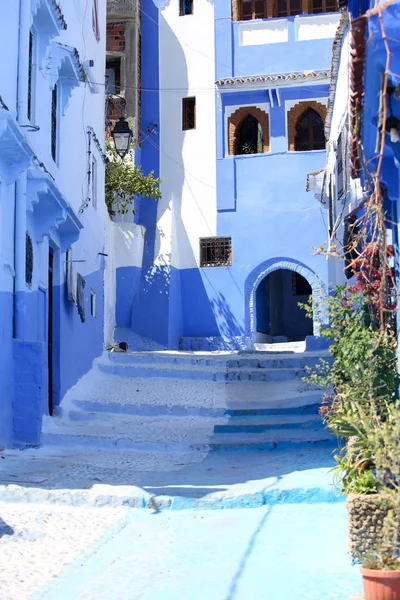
[98, 362, 306, 382]
[107, 351, 327, 370]
[214, 420, 324, 434]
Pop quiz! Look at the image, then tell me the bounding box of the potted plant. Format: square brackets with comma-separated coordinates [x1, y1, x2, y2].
[358, 406, 400, 600]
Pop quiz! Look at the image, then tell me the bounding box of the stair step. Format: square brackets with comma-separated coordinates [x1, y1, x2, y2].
[107, 351, 327, 370]
[98, 362, 306, 382]
[215, 414, 323, 433]
[42, 429, 334, 453]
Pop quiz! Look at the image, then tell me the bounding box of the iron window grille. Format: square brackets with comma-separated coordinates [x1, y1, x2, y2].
[51, 83, 58, 162]
[182, 97, 196, 130]
[26, 232, 33, 286]
[308, 0, 338, 12]
[235, 115, 263, 155]
[200, 237, 232, 267]
[180, 0, 193, 15]
[28, 30, 33, 121]
[294, 108, 325, 152]
[277, 0, 302, 16]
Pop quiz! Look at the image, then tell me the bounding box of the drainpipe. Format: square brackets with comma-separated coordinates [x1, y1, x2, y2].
[17, 0, 30, 125]
[14, 172, 27, 340]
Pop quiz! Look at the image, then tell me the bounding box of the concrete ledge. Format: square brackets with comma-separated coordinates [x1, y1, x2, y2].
[0, 482, 343, 511]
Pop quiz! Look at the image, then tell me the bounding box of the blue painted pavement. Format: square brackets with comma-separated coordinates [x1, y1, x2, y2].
[32, 504, 362, 600]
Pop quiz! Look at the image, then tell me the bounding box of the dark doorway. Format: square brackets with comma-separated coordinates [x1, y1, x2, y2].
[48, 247, 54, 415]
[255, 269, 313, 342]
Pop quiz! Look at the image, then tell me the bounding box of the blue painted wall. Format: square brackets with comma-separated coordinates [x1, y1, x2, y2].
[134, 1, 335, 348]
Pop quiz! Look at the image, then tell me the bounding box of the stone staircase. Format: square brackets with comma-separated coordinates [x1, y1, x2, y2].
[42, 349, 334, 454]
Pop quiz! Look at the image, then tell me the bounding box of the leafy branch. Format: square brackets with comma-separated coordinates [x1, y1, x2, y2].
[105, 141, 161, 216]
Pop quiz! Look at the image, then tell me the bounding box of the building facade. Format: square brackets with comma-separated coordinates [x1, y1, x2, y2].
[0, 0, 107, 448]
[124, 0, 342, 350]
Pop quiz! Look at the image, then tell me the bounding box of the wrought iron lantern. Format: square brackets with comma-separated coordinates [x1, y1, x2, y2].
[111, 116, 133, 158]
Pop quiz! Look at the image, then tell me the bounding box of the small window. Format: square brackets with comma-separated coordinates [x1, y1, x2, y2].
[182, 97, 196, 130]
[91, 156, 97, 209]
[180, 0, 193, 15]
[241, 0, 267, 19]
[294, 108, 325, 152]
[51, 83, 58, 162]
[308, 0, 338, 13]
[337, 128, 347, 199]
[26, 232, 33, 286]
[292, 272, 312, 296]
[28, 30, 34, 122]
[92, 0, 100, 41]
[343, 216, 358, 279]
[235, 115, 263, 155]
[90, 290, 96, 317]
[277, 0, 302, 16]
[106, 56, 122, 95]
[200, 237, 232, 267]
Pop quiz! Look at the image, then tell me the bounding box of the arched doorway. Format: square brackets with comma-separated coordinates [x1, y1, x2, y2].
[255, 269, 313, 342]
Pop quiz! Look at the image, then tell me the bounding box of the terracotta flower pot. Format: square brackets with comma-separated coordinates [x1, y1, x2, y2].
[361, 566, 400, 600]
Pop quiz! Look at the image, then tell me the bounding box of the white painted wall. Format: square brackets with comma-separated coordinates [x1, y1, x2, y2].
[157, 0, 217, 270]
[295, 13, 341, 41]
[239, 20, 288, 46]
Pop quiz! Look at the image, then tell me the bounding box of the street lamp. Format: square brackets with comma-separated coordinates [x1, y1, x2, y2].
[111, 116, 133, 159]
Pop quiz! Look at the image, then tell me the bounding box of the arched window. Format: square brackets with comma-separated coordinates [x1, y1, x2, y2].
[235, 115, 263, 155]
[294, 108, 325, 151]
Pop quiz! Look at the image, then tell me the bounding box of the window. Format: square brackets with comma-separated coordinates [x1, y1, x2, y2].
[308, 0, 338, 13]
[277, 0, 302, 16]
[343, 216, 358, 279]
[51, 83, 58, 162]
[182, 97, 196, 130]
[28, 30, 34, 122]
[200, 237, 232, 267]
[294, 108, 325, 151]
[180, 0, 193, 15]
[90, 290, 96, 317]
[92, 0, 100, 41]
[106, 56, 122, 95]
[235, 115, 263, 155]
[292, 272, 312, 296]
[337, 128, 347, 199]
[91, 157, 97, 208]
[26, 232, 33, 286]
[240, 0, 267, 19]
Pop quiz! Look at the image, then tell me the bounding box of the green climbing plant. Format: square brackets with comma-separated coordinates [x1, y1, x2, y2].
[105, 139, 161, 216]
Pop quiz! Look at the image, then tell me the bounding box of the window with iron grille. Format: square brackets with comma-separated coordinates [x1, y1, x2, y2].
[28, 30, 34, 122]
[200, 237, 232, 267]
[180, 0, 193, 15]
[235, 115, 263, 155]
[182, 97, 196, 130]
[294, 108, 325, 151]
[26, 232, 33, 286]
[51, 84, 58, 162]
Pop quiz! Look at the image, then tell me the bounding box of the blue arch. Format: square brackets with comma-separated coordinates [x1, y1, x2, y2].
[244, 257, 322, 341]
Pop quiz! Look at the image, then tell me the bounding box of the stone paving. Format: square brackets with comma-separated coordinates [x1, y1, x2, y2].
[0, 502, 362, 600]
[0, 502, 124, 600]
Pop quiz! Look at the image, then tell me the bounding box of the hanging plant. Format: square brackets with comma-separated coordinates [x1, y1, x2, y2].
[105, 139, 161, 216]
